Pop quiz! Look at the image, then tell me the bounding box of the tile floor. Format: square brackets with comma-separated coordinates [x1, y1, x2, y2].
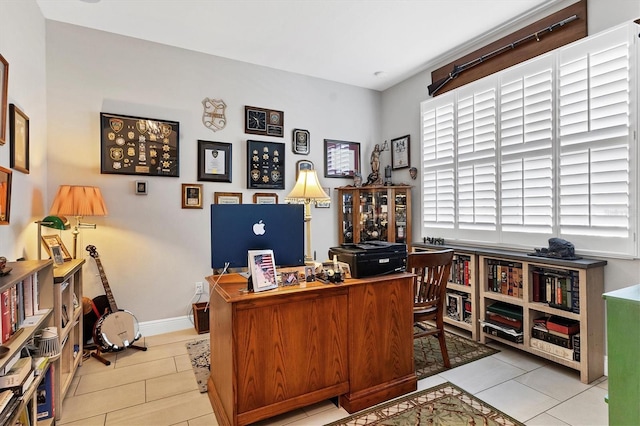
[58, 328, 609, 426]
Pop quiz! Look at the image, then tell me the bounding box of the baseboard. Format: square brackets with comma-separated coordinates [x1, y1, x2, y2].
[139, 315, 193, 337]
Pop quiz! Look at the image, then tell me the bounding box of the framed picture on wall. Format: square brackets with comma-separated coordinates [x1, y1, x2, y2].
[182, 183, 203, 209]
[214, 192, 243, 204]
[0, 54, 8, 145]
[198, 140, 232, 182]
[0, 166, 12, 225]
[9, 104, 29, 174]
[253, 193, 278, 204]
[324, 139, 360, 178]
[247, 140, 285, 190]
[391, 135, 410, 170]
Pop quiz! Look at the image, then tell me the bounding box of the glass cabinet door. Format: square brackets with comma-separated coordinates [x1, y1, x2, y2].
[359, 189, 388, 242]
[395, 190, 408, 243]
[342, 192, 354, 243]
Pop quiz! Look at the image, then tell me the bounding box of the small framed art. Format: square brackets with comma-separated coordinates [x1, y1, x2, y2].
[253, 193, 278, 204]
[0, 166, 11, 225]
[391, 135, 410, 170]
[135, 180, 148, 195]
[198, 140, 231, 182]
[51, 245, 65, 266]
[248, 249, 278, 292]
[9, 104, 29, 174]
[182, 184, 203, 209]
[0, 54, 7, 145]
[214, 192, 243, 204]
[245, 106, 284, 137]
[324, 139, 360, 178]
[296, 160, 313, 180]
[42, 234, 72, 261]
[292, 129, 310, 155]
[315, 187, 331, 208]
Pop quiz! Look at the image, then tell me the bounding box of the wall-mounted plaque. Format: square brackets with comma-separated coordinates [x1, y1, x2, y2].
[247, 140, 285, 190]
[100, 112, 180, 177]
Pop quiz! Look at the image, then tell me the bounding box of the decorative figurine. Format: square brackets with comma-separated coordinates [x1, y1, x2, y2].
[409, 166, 418, 180]
[365, 144, 383, 186]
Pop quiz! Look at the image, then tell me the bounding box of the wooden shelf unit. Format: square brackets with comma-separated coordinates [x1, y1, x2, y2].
[413, 245, 479, 340]
[50, 259, 84, 420]
[337, 185, 412, 247]
[412, 243, 607, 384]
[478, 252, 606, 384]
[0, 260, 55, 425]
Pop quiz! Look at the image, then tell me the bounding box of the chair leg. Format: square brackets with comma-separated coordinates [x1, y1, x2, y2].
[437, 329, 451, 368]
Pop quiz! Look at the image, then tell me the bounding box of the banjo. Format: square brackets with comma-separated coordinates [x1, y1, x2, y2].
[86, 245, 141, 351]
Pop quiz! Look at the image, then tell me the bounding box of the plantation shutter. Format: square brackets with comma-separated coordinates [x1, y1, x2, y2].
[557, 24, 633, 255]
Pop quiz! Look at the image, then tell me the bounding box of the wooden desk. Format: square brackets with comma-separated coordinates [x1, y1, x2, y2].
[206, 273, 417, 426]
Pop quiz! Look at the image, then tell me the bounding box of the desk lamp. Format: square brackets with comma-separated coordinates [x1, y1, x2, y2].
[49, 185, 108, 259]
[285, 169, 330, 264]
[35, 215, 70, 260]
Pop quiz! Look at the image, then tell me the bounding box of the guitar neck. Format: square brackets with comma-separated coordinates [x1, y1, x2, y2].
[94, 257, 119, 312]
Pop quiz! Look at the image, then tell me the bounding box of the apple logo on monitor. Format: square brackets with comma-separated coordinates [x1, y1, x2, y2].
[253, 220, 266, 236]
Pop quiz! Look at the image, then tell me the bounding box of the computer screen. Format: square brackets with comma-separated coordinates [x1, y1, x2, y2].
[210, 203, 305, 269]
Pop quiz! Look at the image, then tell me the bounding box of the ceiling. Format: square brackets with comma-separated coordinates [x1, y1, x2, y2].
[36, 0, 558, 91]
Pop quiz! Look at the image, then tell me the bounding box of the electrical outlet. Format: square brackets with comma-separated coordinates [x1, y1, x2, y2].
[195, 282, 204, 294]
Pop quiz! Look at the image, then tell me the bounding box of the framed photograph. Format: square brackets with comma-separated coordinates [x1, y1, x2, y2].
[198, 140, 231, 182]
[304, 265, 315, 282]
[100, 112, 179, 177]
[446, 293, 463, 322]
[9, 104, 29, 174]
[292, 129, 310, 155]
[253, 193, 278, 204]
[214, 192, 243, 204]
[41, 234, 72, 261]
[0, 54, 7, 145]
[51, 245, 65, 266]
[245, 106, 284, 137]
[0, 166, 12, 225]
[324, 139, 360, 178]
[182, 183, 203, 209]
[315, 187, 331, 208]
[391, 135, 410, 170]
[280, 270, 299, 287]
[247, 140, 285, 190]
[135, 180, 148, 195]
[248, 249, 278, 292]
[296, 160, 313, 180]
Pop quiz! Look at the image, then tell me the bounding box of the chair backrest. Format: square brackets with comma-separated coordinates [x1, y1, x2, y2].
[407, 250, 454, 311]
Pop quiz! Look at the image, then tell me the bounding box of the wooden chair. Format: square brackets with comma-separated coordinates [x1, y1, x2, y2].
[408, 249, 454, 368]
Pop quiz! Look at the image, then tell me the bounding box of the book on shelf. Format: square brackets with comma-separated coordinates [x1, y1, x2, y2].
[0, 391, 20, 426]
[530, 337, 574, 361]
[486, 312, 522, 331]
[36, 365, 54, 420]
[0, 357, 32, 388]
[4, 369, 35, 396]
[531, 326, 572, 348]
[547, 316, 580, 335]
[446, 293, 463, 321]
[0, 391, 13, 415]
[572, 334, 581, 362]
[486, 301, 523, 322]
[482, 322, 523, 343]
[0, 290, 10, 344]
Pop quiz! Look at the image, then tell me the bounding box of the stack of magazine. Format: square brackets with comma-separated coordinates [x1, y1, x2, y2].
[482, 302, 523, 343]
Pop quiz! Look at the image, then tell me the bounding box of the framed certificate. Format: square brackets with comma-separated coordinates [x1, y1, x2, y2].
[198, 140, 232, 182]
[391, 135, 410, 170]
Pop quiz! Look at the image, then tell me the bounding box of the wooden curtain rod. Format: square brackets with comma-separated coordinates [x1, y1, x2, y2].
[428, 14, 579, 96]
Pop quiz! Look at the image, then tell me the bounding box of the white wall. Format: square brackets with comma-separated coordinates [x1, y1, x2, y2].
[44, 21, 381, 322]
[381, 0, 640, 296]
[0, 0, 48, 260]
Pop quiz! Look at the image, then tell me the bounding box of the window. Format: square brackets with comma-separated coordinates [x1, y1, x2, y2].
[420, 23, 637, 257]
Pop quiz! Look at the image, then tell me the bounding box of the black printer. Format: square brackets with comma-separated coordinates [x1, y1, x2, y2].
[328, 241, 407, 278]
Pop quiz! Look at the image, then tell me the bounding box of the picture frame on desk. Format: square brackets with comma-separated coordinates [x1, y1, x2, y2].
[248, 249, 278, 292]
[41, 234, 71, 261]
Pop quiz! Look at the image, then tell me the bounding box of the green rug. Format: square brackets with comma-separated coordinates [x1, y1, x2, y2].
[414, 325, 499, 380]
[187, 326, 498, 393]
[326, 381, 523, 426]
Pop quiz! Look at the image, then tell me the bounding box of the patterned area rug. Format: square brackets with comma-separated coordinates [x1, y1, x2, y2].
[186, 339, 209, 393]
[414, 324, 499, 380]
[187, 326, 499, 393]
[326, 382, 524, 426]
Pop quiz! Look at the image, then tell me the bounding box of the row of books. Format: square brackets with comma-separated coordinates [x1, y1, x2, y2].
[531, 268, 580, 313]
[482, 301, 524, 343]
[531, 318, 580, 362]
[486, 259, 523, 298]
[0, 276, 40, 345]
[450, 255, 472, 286]
[0, 355, 53, 425]
[445, 292, 472, 324]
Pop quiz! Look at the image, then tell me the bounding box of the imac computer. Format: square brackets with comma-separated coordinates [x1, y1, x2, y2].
[210, 204, 305, 270]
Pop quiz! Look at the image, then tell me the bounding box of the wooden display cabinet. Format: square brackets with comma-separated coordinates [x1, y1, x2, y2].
[0, 260, 55, 425]
[337, 185, 411, 247]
